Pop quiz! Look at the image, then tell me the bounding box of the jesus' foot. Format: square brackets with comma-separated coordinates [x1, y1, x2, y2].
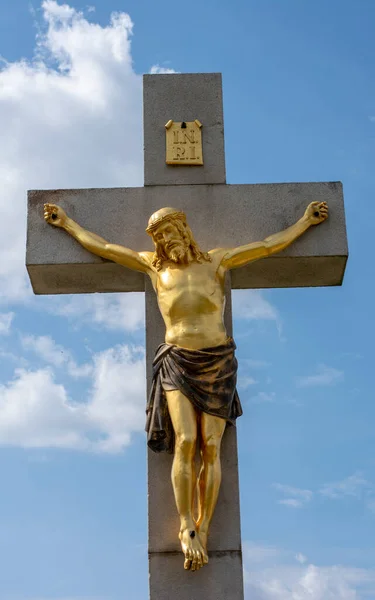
[179, 528, 207, 571]
[197, 529, 209, 566]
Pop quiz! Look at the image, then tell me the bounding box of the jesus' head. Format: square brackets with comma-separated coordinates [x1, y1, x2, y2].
[146, 207, 211, 271]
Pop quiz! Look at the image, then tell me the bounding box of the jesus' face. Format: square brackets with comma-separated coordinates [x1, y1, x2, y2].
[153, 220, 189, 263]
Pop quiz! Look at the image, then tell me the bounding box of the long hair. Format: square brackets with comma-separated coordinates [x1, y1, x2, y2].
[151, 216, 211, 271]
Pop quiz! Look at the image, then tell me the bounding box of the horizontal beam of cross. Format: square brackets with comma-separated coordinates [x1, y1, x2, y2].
[27, 181, 347, 295]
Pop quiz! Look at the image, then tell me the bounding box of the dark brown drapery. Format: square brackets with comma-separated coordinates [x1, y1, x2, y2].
[145, 338, 243, 453]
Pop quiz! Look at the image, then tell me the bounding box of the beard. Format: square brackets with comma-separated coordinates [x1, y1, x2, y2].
[166, 243, 188, 263]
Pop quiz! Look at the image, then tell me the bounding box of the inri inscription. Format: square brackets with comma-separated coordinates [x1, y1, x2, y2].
[165, 119, 203, 165]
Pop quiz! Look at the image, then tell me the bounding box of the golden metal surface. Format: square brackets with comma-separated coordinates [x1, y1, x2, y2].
[43, 200, 328, 571]
[165, 120, 203, 165]
[146, 207, 186, 234]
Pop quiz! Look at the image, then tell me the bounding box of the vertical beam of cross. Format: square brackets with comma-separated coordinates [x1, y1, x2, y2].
[144, 74, 245, 599]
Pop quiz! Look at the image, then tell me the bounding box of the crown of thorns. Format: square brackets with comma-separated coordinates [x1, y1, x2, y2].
[146, 210, 186, 235]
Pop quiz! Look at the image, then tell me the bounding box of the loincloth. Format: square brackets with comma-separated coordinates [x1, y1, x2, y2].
[145, 338, 243, 453]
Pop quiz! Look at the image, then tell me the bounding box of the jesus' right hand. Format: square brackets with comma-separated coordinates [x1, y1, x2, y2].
[44, 203, 67, 228]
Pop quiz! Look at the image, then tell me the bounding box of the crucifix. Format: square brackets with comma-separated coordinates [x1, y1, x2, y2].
[26, 73, 348, 600]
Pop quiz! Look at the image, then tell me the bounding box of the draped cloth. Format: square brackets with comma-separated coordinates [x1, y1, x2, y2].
[145, 338, 243, 454]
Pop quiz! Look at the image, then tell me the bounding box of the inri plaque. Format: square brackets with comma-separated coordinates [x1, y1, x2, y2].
[165, 119, 203, 166]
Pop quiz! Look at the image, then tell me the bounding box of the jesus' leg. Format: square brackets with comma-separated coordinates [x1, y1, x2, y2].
[196, 412, 226, 559]
[165, 390, 206, 571]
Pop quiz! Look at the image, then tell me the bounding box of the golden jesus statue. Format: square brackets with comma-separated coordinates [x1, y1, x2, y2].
[44, 200, 328, 572]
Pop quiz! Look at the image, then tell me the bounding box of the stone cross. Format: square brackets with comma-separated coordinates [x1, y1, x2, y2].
[26, 73, 348, 600]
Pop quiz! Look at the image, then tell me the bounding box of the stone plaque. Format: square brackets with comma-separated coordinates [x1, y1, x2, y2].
[165, 119, 203, 165]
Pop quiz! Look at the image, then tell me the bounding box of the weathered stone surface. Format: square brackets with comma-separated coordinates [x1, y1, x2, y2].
[27, 181, 347, 295]
[148, 552, 244, 600]
[144, 73, 226, 186]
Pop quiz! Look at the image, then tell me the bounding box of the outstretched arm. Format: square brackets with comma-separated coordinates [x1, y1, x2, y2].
[220, 201, 328, 270]
[44, 204, 152, 273]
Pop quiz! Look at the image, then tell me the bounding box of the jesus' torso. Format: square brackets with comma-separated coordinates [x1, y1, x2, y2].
[149, 250, 228, 350]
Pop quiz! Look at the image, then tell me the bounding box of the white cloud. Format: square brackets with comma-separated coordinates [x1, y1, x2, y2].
[21, 333, 92, 378]
[233, 290, 279, 323]
[340, 351, 362, 360]
[150, 64, 176, 74]
[279, 498, 305, 508]
[244, 542, 282, 564]
[245, 359, 271, 369]
[319, 472, 372, 500]
[238, 358, 271, 391]
[0, 367, 87, 449]
[250, 391, 276, 403]
[296, 364, 343, 388]
[244, 541, 375, 600]
[87, 344, 145, 452]
[246, 564, 375, 600]
[273, 474, 375, 512]
[0, 349, 27, 364]
[238, 376, 258, 389]
[47, 292, 145, 332]
[0, 0, 143, 306]
[0, 344, 146, 453]
[22, 333, 68, 367]
[0, 312, 14, 334]
[295, 553, 307, 564]
[273, 483, 313, 508]
[41, 0, 76, 22]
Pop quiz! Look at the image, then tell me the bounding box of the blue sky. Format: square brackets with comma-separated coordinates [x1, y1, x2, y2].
[0, 1, 374, 598]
